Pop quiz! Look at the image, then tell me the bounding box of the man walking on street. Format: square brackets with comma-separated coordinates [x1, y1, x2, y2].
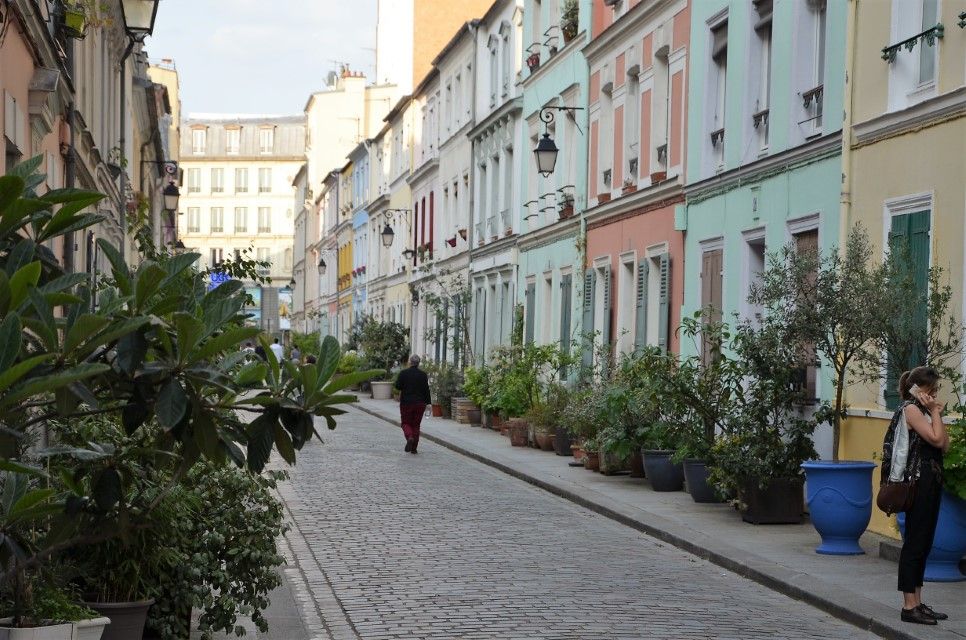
[394, 355, 431, 454]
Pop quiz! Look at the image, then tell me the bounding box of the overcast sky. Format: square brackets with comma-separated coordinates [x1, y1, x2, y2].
[147, 0, 377, 116]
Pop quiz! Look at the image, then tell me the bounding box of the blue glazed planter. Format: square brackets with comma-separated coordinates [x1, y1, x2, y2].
[802, 460, 877, 555]
[897, 491, 966, 582]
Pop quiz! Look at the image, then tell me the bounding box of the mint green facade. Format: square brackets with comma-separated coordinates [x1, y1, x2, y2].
[516, 0, 590, 355]
[681, 0, 847, 459]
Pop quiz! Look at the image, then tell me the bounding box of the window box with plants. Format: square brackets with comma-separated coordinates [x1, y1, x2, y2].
[560, 0, 578, 43]
[620, 177, 637, 196]
[558, 194, 575, 220]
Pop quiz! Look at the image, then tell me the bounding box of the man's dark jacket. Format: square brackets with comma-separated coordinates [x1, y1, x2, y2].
[395, 366, 431, 406]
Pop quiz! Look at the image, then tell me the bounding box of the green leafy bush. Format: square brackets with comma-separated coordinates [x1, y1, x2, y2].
[359, 320, 410, 379]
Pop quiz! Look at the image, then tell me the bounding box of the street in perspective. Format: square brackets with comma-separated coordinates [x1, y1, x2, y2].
[1, 0, 964, 639]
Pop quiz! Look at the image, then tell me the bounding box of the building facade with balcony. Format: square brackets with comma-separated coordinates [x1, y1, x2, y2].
[516, 0, 590, 364]
[837, 0, 965, 537]
[468, 0, 525, 364]
[581, 0, 690, 366]
[177, 114, 305, 331]
[680, 0, 845, 458]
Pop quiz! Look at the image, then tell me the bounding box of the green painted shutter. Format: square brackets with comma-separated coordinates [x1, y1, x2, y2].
[601, 265, 612, 376]
[581, 269, 595, 372]
[657, 254, 671, 353]
[525, 282, 536, 344]
[634, 259, 649, 353]
[885, 211, 931, 409]
[559, 274, 572, 379]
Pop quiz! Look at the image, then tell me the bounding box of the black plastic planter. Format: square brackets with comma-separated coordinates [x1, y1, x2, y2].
[740, 477, 804, 524]
[553, 426, 572, 456]
[683, 459, 721, 503]
[641, 450, 684, 492]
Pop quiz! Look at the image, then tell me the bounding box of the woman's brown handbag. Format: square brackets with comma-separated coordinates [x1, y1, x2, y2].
[877, 480, 917, 515]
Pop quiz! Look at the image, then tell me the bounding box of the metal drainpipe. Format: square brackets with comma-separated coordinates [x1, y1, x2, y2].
[839, 0, 858, 257]
[117, 37, 137, 261]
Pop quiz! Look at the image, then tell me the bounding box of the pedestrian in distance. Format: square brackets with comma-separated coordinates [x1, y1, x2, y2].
[885, 366, 950, 625]
[269, 337, 285, 362]
[394, 354, 431, 454]
[291, 346, 301, 363]
[305, 354, 316, 365]
[253, 343, 266, 361]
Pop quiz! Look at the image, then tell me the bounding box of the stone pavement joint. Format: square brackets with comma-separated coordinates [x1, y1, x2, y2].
[353, 398, 965, 640]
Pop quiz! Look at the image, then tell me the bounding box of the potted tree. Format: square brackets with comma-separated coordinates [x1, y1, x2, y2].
[558, 194, 575, 220]
[753, 228, 883, 549]
[669, 315, 742, 502]
[430, 363, 461, 419]
[708, 319, 820, 524]
[462, 367, 488, 426]
[360, 320, 410, 400]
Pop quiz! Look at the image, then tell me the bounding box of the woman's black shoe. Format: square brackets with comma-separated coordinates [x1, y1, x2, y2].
[918, 603, 948, 620]
[405, 438, 413, 452]
[902, 608, 938, 625]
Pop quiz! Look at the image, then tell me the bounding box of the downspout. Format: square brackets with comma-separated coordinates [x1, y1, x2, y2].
[117, 37, 138, 260]
[839, 0, 858, 254]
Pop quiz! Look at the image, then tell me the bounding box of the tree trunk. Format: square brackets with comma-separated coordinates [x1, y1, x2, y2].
[832, 368, 846, 461]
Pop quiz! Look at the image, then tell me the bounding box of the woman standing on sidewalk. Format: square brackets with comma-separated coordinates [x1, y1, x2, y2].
[890, 366, 950, 625]
[394, 355, 431, 454]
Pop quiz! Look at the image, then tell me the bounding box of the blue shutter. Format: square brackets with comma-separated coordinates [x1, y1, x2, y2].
[657, 254, 671, 353]
[559, 274, 572, 379]
[525, 282, 536, 344]
[581, 269, 595, 372]
[634, 259, 649, 352]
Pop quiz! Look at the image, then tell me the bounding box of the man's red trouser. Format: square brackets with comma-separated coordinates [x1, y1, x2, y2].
[400, 403, 426, 447]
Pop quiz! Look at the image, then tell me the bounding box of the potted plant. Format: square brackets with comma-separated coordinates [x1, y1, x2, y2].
[359, 319, 410, 400]
[558, 194, 575, 220]
[650, 170, 667, 183]
[430, 363, 461, 419]
[753, 228, 884, 548]
[462, 367, 489, 425]
[526, 51, 540, 72]
[583, 437, 601, 471]
[597, 192, 611, 204]
[621, 177, 637, 195]
[63, 1, 89, 38]
[561, 0, 578, 42]
[668, 316, 743, 502]
[709, 320, 820, 525]
[524, 386, 567, 452]
[458, 228, 468, 241]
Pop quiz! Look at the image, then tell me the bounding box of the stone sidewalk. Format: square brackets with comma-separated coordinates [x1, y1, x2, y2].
[354, 396, 965, 640]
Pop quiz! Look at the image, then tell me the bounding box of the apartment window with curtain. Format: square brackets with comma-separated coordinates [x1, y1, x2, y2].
[258, 207, 271, 233]
[258, 168, 272, 193]
[235, 168, 248, 192]
[259, 127, 275, 154]
[709, 20, 728, 171]
[191, 128, 206, 154]
[226, 128, 240, 154]
[187, 207, 200, 232]
[753, 0, 773, 153]
[210, 207, 224, 233]
[210, 168, 224, 193]
[234, 207, 248, 233]
[186, 168, 200, 193]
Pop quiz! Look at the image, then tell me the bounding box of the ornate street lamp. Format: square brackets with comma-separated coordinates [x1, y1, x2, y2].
[317, 256, 327, 276]
[162, 181, 180, 212]
[532, 106, 584, 177]
[120, 0, 160, 37]
[381, 222, 395, 248]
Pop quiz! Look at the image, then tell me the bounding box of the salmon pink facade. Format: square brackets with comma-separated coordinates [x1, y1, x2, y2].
[581, 0, 690, 362]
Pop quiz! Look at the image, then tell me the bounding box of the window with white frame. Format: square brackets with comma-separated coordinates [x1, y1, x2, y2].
[542, 275, 554, 344]
[624, 70, 640, 182]
[257, 247, 271, 274]
[454, 73, 463, 127]
[210, 168, 224, 193]
[258, 168, 272, 193]
[191, 128, 206, 154]
[445, 82, 453, 132]
[803, 0, 827, 133]
[886, 0, 941, 111]
[226, 128, 240, 154]
[210, 248, 224, 267]
[210, 207, 224, 233]
[235, 168, 248, 193]
[489, 36, 499, 106]
[187, 207, 200, 232]
[653, 47, 671, 172]
[617, 255, 636, 356]
[284, 247, 293, 271]
[709, 19, 728, 171]
[742, 231, 766, 323]
[500, 22, 511, 96]
[599, 79, 614, 194]
[258, 207, 271, 233]
[259, 127, 274, 154]
[918, 0, 938, 85]
[752, 0, 773, 153]
[186, 168, 200, 193]
[234, 207, 248, 233]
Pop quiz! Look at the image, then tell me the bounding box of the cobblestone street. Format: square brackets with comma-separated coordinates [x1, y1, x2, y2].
[274, 407, 880, 640]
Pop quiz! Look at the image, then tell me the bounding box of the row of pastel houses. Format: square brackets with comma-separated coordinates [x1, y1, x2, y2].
[292, 0, 966, 538]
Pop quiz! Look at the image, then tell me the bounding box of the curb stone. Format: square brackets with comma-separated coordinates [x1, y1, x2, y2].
[352, 402, 961, 640]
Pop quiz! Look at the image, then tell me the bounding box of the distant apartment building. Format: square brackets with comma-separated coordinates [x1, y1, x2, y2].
[178, 115, 306, 329]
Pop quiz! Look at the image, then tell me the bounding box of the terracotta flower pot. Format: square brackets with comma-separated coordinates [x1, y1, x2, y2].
[597, 193, 611, 204]
[507, 419, 529, 446]
[535, 432, 555, 451]
[650, 170, 667, 183]
[584, 451, 600, 471]
[571, 445, 585, 461]
[431, 404, 443, 417]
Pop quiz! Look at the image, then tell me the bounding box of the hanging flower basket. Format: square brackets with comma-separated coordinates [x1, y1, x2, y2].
[64, 6, 88, 38]
[526, 53, 541, 71]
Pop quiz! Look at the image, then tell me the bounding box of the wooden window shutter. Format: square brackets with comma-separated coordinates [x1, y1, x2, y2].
[657, 254, 671, 353]
[581, 269, 595, 371]
[633, 259, 649, 352]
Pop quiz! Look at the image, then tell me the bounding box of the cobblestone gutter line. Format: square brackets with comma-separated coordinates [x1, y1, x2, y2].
[352, 403, 954, 640]
[277, 481, 363, 640]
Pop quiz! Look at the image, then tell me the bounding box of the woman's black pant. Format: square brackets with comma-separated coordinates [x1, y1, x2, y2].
[897, 461, 943, 593]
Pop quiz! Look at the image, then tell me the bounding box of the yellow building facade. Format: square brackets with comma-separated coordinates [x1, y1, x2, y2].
[840, 2, 966, 537]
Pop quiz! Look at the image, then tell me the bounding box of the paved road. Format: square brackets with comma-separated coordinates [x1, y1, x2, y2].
[276, 406, 879, 640]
